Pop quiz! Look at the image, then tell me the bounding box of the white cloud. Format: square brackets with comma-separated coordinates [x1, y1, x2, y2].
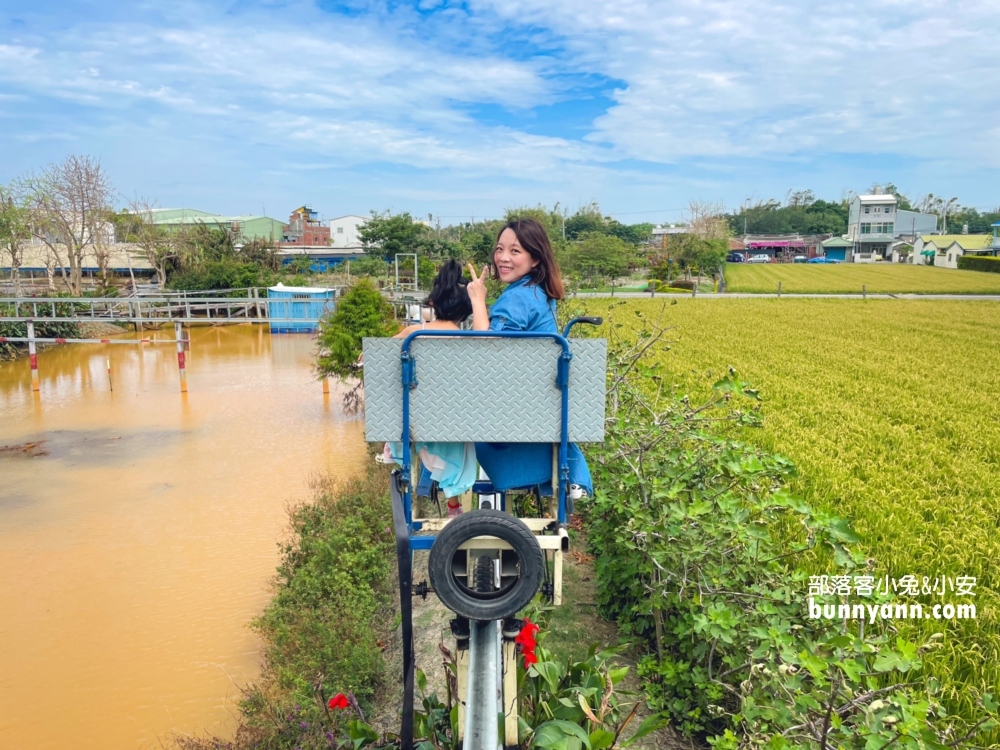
[1, 0, 998, 211]
[469, 0, 1000, 162]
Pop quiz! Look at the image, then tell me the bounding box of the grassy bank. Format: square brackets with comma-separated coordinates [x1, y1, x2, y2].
[570, 296, 1000, 731]
[725, 263, 1000, 294]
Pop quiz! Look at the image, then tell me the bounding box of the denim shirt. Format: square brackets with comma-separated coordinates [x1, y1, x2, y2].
[478, 274, 593, 501]
[488, 276, 558, 333]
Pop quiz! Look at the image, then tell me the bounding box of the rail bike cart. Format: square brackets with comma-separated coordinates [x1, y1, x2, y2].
[363, 318, 606, 750]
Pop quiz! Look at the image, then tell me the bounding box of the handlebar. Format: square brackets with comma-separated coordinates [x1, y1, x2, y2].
[562, 316, 603, 337]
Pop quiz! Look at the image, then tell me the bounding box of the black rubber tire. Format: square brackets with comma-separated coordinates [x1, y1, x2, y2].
[428, 510, 543, 622]
[474, 554, 495, 594]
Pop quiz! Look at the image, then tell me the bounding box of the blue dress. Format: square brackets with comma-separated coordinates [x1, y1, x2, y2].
[475, 275, 594, 497]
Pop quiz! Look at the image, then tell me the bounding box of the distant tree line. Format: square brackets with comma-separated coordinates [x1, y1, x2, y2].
[726, 185, 1000, 237]
[357, 203, 655, 289]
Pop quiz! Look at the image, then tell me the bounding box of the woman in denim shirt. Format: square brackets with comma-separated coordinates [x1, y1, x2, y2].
[467, 217, 564, 333]
[466, 218, 591, 502]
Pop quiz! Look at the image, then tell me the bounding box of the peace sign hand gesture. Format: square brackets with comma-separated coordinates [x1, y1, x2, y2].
[466, 263, 490, 307]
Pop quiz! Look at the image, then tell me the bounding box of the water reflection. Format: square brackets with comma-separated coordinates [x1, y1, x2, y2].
[0, 325, 366, 750]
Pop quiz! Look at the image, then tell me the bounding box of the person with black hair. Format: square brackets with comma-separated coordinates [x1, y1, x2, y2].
[393, 259, 472, 339]
[387, 259, 474, 516]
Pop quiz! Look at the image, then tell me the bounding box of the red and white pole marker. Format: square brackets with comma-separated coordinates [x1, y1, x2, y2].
[27, 321, 39, 392]
[175, 322, 188, 393]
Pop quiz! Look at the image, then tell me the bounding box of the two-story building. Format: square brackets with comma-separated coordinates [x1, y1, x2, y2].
[846, 194, 937, 262]
[329, 215, 368, 250]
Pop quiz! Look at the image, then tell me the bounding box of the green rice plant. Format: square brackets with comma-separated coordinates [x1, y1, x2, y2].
[568, 297, 1000, 738]
[725, 263, 1000, 294]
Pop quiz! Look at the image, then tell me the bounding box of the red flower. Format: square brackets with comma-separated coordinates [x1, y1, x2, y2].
[514, 618, 539, 650]
[328, 693, 350, 710]
[515, 618, 540, 668]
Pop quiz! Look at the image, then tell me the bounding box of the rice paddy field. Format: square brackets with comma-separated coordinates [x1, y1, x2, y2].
[573, 296, 1000, 725]
[725, 262, 1000, 294]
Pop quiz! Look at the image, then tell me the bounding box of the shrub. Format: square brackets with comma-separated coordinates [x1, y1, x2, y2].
[315, 278, 397, 382]
[0, 316, 82, 360]
[168, 259, 277, 292]
[668, 278, 696, 290]
[957, 255, 1000, 273]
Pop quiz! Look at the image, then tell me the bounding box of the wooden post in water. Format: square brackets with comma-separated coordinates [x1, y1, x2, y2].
[175, 321, 188, 393]
[322, 377, 330, 395]
[27, 321, 39, 392]
[107, 358, 113, 392]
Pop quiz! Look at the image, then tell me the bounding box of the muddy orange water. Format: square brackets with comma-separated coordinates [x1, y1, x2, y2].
[0, 325, 367, 750]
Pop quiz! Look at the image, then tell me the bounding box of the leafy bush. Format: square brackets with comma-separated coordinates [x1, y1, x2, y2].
[667, 278, 696, 290]
[0, 315, 82, 360]
[581, 307, 998, 747]
[168, 259, 277, 292]
[956, 255, 1000, 273]
[315, 278, 398, 382]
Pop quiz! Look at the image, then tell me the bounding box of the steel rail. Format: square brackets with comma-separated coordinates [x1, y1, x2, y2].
[463, 619, 502, 750]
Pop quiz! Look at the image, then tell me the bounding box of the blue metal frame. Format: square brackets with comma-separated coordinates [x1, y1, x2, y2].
[397, 328, 576, 551]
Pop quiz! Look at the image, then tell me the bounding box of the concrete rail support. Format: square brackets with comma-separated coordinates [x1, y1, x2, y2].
[175, 322, 188, 393]
[27, 321, 39, 392]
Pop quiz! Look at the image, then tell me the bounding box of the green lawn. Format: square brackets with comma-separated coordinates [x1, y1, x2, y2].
[725, 262, 1000, 294]
[572, 297, 1000, 728]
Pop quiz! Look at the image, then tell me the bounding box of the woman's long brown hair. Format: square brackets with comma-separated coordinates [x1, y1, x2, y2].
[494, 218, 565, 300]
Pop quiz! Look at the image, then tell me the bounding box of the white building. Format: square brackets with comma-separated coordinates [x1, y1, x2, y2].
[911, 235, 996, 269]
[847, 194, 937, 262]
[329, 214, 368, 250]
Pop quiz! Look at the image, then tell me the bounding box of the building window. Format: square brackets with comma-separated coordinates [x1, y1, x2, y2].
[861, 223, 872, 234]
[884, 206, 894, 214]
[337, 227, 344, 233]
[864, 206, 871, 214]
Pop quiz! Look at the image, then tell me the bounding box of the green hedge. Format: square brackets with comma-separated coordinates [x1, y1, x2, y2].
[957, 254, 1000, 273]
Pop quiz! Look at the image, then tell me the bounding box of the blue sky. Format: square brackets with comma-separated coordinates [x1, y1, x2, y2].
[1, 0, 998, 225]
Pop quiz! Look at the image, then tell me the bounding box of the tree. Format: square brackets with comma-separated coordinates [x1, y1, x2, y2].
[607, 220, 653, 246]
[26, 155, 115, 295]
[503, 205, 567, 255]
[0, 183, 32, 296]
[564, 203, 605, 240]
[358, 211, 429, 260]
[459, 227, 496, 265]
[563, 232, 630, 285]
[315, 278, 398, 408]
[114, 198, 178, 288]
[727, 193, 848, 236]
[786, 189, 815, 207]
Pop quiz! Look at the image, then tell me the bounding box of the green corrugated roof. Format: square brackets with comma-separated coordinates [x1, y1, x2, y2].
[920, 235, 993, 250]
[821, 236, 853, 247]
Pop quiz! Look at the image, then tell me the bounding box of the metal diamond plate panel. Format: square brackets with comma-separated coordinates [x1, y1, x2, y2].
[363, 337, 606, 443]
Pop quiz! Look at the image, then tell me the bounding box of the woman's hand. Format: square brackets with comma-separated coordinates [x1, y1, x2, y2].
[466, 263, 489, 306]
[467, 263, 491, 330]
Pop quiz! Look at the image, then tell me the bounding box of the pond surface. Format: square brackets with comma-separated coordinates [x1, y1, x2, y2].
[0, 325, 366, 750]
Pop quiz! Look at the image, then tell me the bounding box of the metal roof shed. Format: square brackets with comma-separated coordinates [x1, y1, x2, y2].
[266, 283, 335, 334]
